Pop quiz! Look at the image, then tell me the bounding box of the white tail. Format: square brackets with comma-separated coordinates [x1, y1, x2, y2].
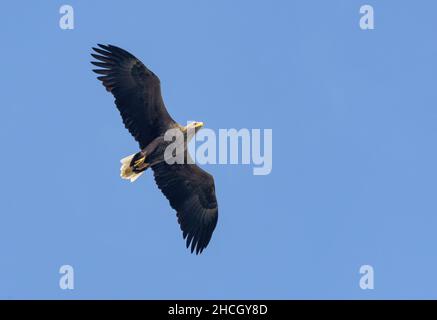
[120, 154, 145, 182]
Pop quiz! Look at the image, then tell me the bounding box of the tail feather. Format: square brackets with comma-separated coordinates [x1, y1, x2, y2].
[120, 152, 148, 182]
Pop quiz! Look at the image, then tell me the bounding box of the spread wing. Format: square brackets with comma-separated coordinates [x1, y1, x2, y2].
[91, 44, 177, 149]
[152, 161, 218, 254]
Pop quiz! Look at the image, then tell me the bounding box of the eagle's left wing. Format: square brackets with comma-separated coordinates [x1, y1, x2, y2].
[152, 161, 218, 254]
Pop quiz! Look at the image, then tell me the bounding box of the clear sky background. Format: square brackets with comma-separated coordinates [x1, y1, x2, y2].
[1, 0, 437, 299]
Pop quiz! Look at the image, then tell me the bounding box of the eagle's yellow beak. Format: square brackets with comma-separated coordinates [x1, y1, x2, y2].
[195, 122, 204, 128]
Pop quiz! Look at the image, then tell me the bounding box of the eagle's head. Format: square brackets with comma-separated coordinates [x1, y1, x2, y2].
[186, 121, 204, 133]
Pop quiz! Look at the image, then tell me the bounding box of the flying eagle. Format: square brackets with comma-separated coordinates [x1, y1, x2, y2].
[91, 44, 218, 254]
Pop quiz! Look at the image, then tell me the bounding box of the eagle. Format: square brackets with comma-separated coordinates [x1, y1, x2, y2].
[91, 44, 218, 254]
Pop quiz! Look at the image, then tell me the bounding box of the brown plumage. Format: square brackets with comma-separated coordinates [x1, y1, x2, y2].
[91, 44, 218, 254]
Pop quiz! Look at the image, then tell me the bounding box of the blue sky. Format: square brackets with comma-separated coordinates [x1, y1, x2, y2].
[1, 0, 437, 299]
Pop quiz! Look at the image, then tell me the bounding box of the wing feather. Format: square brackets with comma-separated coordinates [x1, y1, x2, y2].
[152, 162, 218, 254]
[91, 44, 177, 148]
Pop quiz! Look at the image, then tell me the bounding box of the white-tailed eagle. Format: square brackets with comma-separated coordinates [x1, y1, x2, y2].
[91, 44, 218, 254]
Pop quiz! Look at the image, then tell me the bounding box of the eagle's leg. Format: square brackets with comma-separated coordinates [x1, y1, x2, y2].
[131, 151, 149, 171]
[120, 137, 165, 182]
[120, 151, 149, 182]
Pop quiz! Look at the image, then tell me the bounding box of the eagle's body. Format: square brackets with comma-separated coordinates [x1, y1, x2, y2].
[91, 44, 218, 254]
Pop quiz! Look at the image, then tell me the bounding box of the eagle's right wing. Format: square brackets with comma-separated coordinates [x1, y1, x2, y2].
[91, 44, 177, 149]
